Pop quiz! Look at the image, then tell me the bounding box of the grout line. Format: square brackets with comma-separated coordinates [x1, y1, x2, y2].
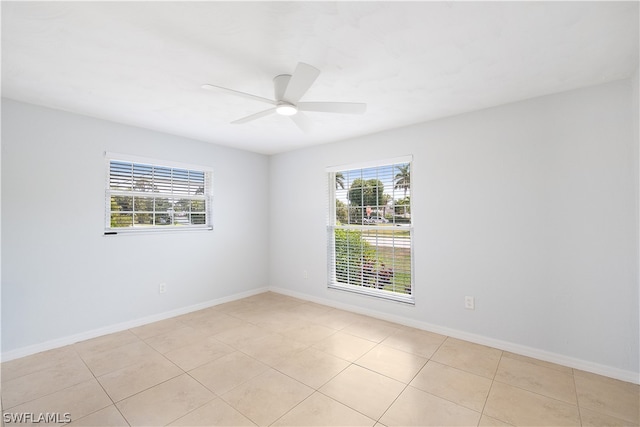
[5, 293, 629, 426]
[73, 349, 131, 426]
[2, 356, 93, 412]
[477, 350, 503, 426]
[313, 390, 378, 426]
[572, 368, 584, 427]
[371, 330, 448, 425]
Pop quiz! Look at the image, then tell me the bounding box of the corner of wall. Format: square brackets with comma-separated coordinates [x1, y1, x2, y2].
[633, 64, 640, 378]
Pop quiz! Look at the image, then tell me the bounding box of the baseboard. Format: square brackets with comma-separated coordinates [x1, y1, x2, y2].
[5, 285, 638, 385]
[1, 287, 269, 363]
[269, 286, 640, 385]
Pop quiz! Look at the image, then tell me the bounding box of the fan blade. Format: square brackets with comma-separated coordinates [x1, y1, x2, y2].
[231, 108, 277, 124]
[290, 111, 312, 132]
[297, 102, 367, 114]
[202, 84, 276, 105]
[282, 63, 320, 103]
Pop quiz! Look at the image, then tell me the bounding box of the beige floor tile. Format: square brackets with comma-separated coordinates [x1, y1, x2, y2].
[308, 308, 363, 330]
[342, 317, 400, 343]
[484, 381, 581, 426]
[181, 313, 248, 336]
[356, 344, 427, 383]
[2, 356, 94, 409]
[241, 292, 302, 309]
[312, 331, 377, 362]
[129, 317, 186, 340]
[6, 379, 111, 427]
[579, 407, 637, 427]
[272, 392, 376, 426]
[169, 397, 256, 426]
[494, 356, 576, 404]
[74, 330, 140, 358]
[234, 332, 308, 366]
[228, 306, 281, 325]
[574, 370, 640, 424]
[501, 351, 573, 375]
[319, 364, 405, 420]
[80, 340, 159, 377]
[286, 302, 335, 318]
[188, 351, 268, 396]
[143, 325, 209, 354]
[164, 336, 234, 371]
[431, 338, 502, 378]
[174, 307, 220, 324]
[97, 353, 182, 402]
[273, 347, 350, 389]
[67, 405, 129, 426]
[7, 293, 637, 427]
[279, 322, 337, 346]
[478, 414, 513, 426]
[116, 374, 214, 426]
[251, 311, 305, 334]
[211, 299, 256, 315]
[213, 323, 269, 348]
[221, 368, 313, 426]
[1, 346, 79, 382]
[410, 361, 492, 412]
[379, 385, 481, 426]
[381, 327, 447, 358]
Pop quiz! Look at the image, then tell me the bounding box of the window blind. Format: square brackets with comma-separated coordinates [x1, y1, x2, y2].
[105, 155, 212, 233]
[328, 158, 413, 303]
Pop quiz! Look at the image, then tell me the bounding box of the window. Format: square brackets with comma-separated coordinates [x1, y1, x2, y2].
[105, 153, 212, 234]
[327, 156, 413, 303]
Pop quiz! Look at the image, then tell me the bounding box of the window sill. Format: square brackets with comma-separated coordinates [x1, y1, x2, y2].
[328, 282, 415, 305]
[104, 226, 213, 236]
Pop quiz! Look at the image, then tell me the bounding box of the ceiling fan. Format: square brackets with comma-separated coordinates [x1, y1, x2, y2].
[202, 62, 366, 132]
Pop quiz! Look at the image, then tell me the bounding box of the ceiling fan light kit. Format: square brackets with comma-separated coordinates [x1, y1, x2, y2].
[202, 62, 366, 131]
[275, 102, 298, 116]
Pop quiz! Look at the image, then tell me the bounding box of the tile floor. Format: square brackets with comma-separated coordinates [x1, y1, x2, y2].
[2, 292, 638, 426]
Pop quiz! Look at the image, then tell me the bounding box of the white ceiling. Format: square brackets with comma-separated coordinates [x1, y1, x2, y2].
[2, 2, 638, 155]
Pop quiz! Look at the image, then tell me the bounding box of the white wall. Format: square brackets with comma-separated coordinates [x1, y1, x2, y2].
[2, 77, 638, 381]
[269, 79, 639, 378]
[1, 99, 270, 353]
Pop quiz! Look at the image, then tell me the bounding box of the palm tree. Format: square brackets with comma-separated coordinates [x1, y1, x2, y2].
[336, 172, 345, 190]
[394, 164, 410, 198]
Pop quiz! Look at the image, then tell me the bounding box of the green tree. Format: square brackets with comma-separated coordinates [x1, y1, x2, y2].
[333, 229, 376, 286]
[394, 164, 410, 198]
[347, 178, 385, 207]
[395, 196, 411, 215]
[336, 199, 348, 224]
[335, 172, 345, 190]
[110, 196, 132, 227]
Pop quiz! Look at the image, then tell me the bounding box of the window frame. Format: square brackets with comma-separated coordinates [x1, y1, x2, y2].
[327, 156, 414, 304]
[104, 152, 213, 235]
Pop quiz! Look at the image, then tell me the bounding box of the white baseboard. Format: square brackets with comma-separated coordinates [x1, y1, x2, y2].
[269, 286, 640, 385]
[1, 287, 268, 363]
[4, 285, 638, 385]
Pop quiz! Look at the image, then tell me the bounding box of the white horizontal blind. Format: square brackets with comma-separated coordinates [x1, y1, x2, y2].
[328, 158, 413, 303]
[105, 156, 212, 233]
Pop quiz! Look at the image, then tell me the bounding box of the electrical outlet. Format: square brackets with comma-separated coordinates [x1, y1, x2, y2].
[159, 283, 166, 294]
[303, 270, 308, 279]
[464, 296, 475, 310]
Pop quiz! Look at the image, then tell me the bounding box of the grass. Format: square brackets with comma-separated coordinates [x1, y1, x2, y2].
[333, 227, 413, 295]
[377, 246, 412, 294]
